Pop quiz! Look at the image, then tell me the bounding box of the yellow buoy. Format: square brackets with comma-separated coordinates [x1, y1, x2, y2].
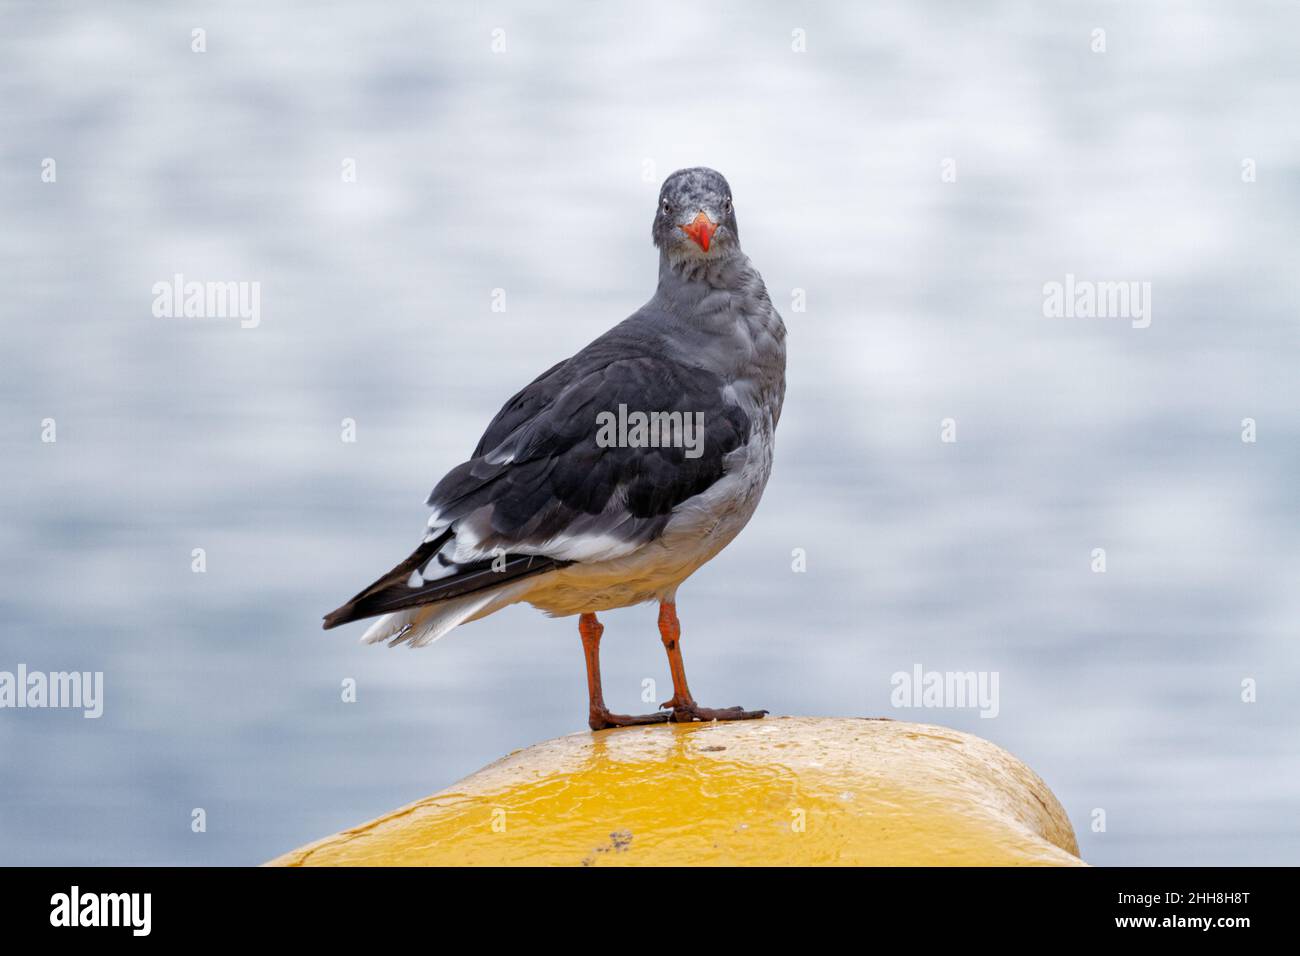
[268, 717, 1082, 866]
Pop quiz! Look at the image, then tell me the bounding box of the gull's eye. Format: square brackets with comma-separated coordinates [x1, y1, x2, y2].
[661, 198, 671, 216]
[722, 197, 732, 214]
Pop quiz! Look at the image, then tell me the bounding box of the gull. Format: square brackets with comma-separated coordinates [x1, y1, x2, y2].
[324, 168, 787, 730]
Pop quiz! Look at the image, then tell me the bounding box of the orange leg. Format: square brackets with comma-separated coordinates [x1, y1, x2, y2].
[580, 612, 670, 732]
[657, 601, 768, 723]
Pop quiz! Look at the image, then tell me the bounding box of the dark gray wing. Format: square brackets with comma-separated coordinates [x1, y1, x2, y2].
[424, 317, 751, 562]
[321, 529, 563, 629]
[323, 315, 750, 630]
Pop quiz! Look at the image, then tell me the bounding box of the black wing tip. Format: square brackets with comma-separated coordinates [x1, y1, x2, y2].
[322, 605, 355, 630]
[321, 531, 452, 633]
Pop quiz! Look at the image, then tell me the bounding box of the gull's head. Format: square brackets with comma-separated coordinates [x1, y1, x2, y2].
[652, 167, 740, 263]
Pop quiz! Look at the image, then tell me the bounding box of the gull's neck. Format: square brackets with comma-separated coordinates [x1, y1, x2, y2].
[656, 248, 755, 294]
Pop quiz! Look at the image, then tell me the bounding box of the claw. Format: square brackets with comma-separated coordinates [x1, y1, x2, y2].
[589, 708, 672, 731]
[669, 703, 768, 723]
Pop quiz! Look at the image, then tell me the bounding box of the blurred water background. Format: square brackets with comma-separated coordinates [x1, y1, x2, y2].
[1, 1, 1297, 865]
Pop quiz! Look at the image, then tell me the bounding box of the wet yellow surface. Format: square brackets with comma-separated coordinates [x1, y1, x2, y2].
[267, 717, 1083, 866]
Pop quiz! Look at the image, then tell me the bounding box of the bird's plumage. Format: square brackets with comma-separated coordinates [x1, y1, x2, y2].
[325, 168, 786, 649]
[426, 315, 754, 561]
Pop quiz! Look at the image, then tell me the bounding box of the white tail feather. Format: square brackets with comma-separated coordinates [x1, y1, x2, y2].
[360, 582, 529, 648]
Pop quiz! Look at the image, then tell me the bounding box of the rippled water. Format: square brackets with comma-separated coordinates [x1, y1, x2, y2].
[2, 1, 1297, 865]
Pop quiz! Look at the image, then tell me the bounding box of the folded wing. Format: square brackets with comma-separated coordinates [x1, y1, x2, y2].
[323, 319, 751, 631]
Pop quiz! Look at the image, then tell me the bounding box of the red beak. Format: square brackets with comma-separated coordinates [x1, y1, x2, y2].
[679, 211, 718, 252]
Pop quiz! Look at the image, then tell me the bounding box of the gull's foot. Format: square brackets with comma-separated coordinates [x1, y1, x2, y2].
[588, 708, 672, 732]
[662, 700, 768, 723]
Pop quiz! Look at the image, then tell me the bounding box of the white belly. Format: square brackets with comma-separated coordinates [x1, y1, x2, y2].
[521, 416, 776, 616]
